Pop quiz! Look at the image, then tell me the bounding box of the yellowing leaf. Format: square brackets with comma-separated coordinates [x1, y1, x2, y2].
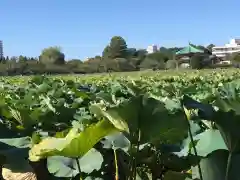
[29, 119, 120, 161]
[90, 104, 129, 133]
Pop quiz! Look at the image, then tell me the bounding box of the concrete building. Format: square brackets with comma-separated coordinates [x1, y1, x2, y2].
[146, 44, 158, 54]
[0, 40, 3, 59]
[212, 39, 240, 60]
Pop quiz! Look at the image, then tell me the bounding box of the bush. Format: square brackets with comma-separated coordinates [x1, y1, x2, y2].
[190, 55, 203, 69]
[166, 60, 177, 69]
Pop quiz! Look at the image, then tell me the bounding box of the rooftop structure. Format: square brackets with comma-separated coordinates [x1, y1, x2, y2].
[212, 38, 240, 59]
[175, 44, 204, 56]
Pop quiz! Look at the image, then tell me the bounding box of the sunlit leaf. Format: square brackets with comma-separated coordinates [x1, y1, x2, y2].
[29, 119, 120, 161]
[47, 148, 103, 177]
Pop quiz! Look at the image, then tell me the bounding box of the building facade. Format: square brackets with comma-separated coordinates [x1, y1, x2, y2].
[212, 39, 240, 60]
[146, 44, 158, 54]
[0, 40, 3, 59]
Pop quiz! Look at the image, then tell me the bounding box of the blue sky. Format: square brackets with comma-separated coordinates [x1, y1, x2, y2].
[1, 0, 240, 60]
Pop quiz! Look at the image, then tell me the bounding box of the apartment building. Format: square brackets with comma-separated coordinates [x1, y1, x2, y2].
[146, 44, 158, 54]
[212, 39, 240, 60]
[0, 40, 3, 59]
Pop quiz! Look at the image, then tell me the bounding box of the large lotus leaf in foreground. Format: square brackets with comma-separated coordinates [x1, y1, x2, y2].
[29, 119, 125, 161]
[90, 95, 188, 144]
[191, 150, 240, 180]
[183, 95, 240, 153]
[180, 129, 227, 157]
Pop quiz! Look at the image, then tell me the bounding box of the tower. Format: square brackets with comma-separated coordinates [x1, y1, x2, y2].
[0, 41, 3, 59]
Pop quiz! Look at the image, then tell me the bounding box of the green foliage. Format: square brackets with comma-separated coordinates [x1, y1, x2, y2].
[182, 83, 240, 180]
[139, 58, 160, 69]
[109, 36, 128, 59]
[206, 44, 215, 52]
[40, 46, 65, 65]
[0, 70, 240, 179]
[166, 60, 177, 69]
[29, 119, 123, 162]
[190, 54, 203, 69]
[0, 38, 234, 75]
[231, 53, 240, 68]
[47, 148, 104, 177]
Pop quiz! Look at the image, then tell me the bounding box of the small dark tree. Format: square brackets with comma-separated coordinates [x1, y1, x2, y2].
[190, 54, 203, 69]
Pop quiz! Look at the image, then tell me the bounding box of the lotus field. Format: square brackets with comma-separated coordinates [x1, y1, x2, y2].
[1, 69, 240, 180]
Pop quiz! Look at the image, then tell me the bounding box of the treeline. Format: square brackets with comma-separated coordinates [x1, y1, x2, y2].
[0, 36, 223, 75]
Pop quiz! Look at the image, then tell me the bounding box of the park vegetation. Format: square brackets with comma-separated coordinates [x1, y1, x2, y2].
[2, 36, 236, 75]
[0, 69, 240, 179]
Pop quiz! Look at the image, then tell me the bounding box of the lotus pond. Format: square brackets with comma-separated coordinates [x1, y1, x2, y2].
[0, 69, 240, 180]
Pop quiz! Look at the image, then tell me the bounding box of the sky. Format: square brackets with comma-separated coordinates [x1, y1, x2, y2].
[1, 0, 240, 60]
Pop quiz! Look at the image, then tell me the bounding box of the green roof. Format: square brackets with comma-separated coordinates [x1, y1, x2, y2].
[176, 44, 204, 55]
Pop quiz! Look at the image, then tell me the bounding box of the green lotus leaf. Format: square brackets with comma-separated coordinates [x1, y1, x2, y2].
[29, 119, 120, 161]
[89, 104, 130, 133]
[101, 132, 130, 152]
[0, 137, 32, 172]
[184, 129, 227, 157]
[164, 171, 191, 180]
[47, 148, 103, 177]
[92, 95, 188, 144]
[191, 150, 240, 180]
[183, 95, 240, 153]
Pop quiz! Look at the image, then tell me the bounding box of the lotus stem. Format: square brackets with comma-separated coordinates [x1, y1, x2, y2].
[113, 148, 119, 180]
[225, 152, 232, 180]
[188, 123, 203, 180]
[75, 158, 82, 180]
[128, 130, 141, 180]
[128, 143, 135, 180]
[183, 106, 203, 180]
[133, 129, 141, 180]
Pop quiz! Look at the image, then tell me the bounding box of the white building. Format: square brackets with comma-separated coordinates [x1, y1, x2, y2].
[212, 39, 240, 60]
[146, 44, 158, 54]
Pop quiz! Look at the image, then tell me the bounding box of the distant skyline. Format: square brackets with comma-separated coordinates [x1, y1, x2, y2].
[1, 0, 240, 60]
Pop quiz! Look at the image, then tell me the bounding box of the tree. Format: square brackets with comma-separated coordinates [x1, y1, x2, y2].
[39, 46, 65, 65]
[108, 36, 128, 59]
[166, 60, 177, 69]
[231, 53, 240, 67]
[66, 59, 82, 70]
[10, 56, 17, 62]
[135, 49, 147, 60]
[83, 57, 102, 73]
[206, 44, 215, 52]
[159, 47, 181, 59]
[19, 55, 28, 63]
[94, 55, 102, 60]
[131, 49, 147, 69]
[102, 45, 111, 59]
[127, 48, 137, 58]
[231, 53, 240, 62]
[190, 54, 204, 69]
[139, 58, 159, 69]
[0, 56, 5, 63]
[147, 52, 169, 62]
[115, 58, 135, 71]
[5, 56, 9, 62]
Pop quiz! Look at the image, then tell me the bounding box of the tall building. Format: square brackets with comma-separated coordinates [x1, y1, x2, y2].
[0, 40, 3, 59]
[212, 38, 240, 60]
[146, 44, 158, 54]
